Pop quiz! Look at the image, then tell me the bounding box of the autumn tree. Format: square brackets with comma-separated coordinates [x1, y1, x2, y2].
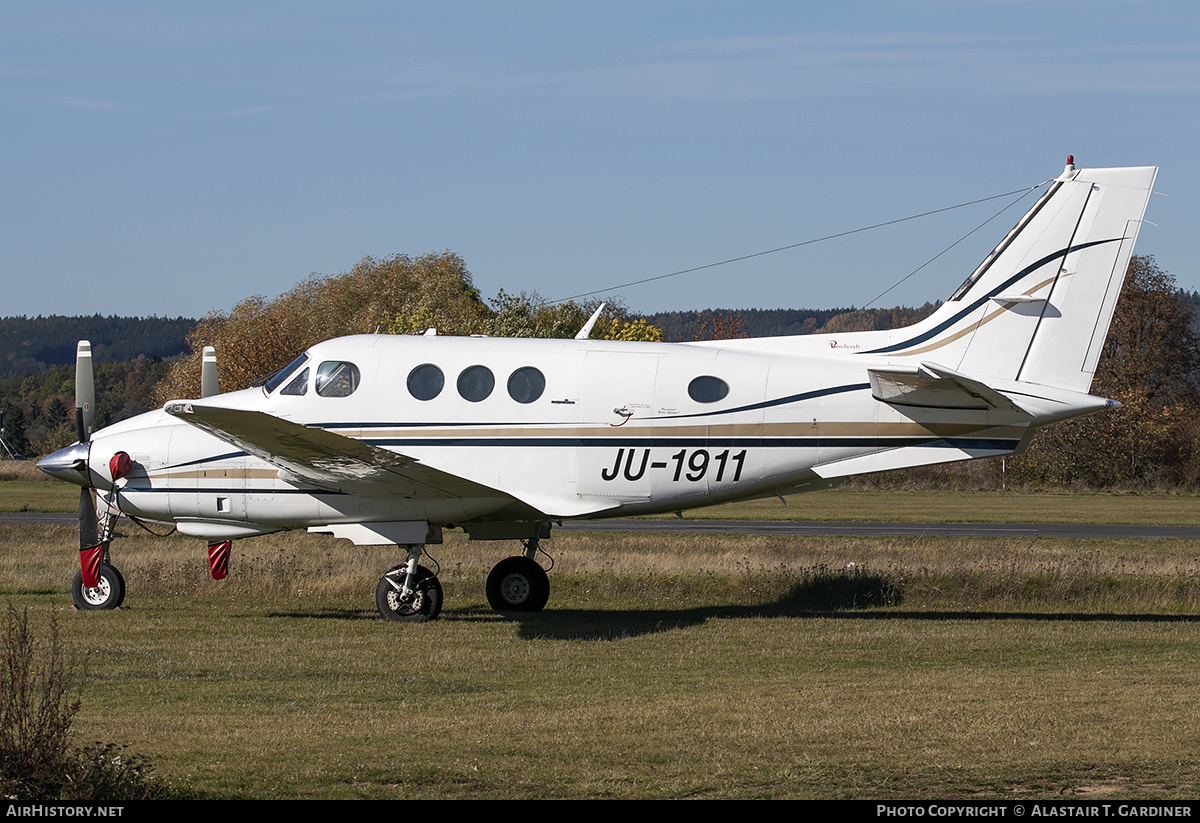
[156, 253, 489, 402]
[156, 254, 665, 403]
[817, 302, 941, 335]
[691, 311, 750, 341]
[1012, 255, 1200, 486]
[474, 292, 663, 341]
[603, 318, 665, 342]
[1093, 255, 1199, 405]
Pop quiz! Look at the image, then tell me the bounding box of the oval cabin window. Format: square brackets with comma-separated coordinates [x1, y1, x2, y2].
[688, 375, 729, 403]
[457, 365, 495, 402]
[507, 366, 545, 404]
[407, 364, 444, 401]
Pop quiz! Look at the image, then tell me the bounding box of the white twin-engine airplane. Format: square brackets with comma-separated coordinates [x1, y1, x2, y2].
[38, 158, 1157, 622]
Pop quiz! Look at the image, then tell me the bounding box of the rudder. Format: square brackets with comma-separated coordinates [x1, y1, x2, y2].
[877, 161, 1157, 394]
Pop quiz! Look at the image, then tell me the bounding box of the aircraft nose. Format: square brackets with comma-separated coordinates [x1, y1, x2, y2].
[36, 442, 92, 487]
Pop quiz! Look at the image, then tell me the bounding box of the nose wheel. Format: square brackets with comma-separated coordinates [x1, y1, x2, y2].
[72, 563, 125, 610]
[375, 564, 443, 623]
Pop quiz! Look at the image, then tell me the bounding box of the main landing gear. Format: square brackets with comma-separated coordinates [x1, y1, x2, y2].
[486, 538, 550, 613]
[372, 537, 552, 622]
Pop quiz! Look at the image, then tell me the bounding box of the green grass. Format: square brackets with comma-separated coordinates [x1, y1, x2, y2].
[655, 488, 1200, 525]
[0, 481, 77, 513]
[2, 525, 1199, 798]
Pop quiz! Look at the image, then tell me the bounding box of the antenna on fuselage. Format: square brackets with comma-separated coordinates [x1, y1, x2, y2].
[575, 303, 606, 340]
[200, 347, 220, 398]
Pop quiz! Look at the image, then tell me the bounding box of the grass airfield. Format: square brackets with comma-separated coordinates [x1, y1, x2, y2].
[3, 489, 1200, 799]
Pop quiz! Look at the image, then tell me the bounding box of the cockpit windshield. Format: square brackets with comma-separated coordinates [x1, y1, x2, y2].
[258, 354, 309, 393]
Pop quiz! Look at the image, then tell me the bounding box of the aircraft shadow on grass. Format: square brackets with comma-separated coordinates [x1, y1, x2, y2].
[267, 569, 1194, 642]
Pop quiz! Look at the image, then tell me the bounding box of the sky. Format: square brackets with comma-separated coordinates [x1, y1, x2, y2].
[3, 1, 1199, 320]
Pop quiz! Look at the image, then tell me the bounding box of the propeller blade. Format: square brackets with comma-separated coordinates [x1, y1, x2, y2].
[71, 340, 106, 590]
[78, 486, 98, 548]
[75, 341, 95, 443]
[200, 346, 219, 398]
[78, 487, 103, 588]
[78, 485, 100, 548]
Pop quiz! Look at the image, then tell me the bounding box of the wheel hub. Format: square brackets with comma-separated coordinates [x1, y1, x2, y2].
[387, 588, 422, 613]
[81, 579, 110, 606]
[500, 573, 530, 605]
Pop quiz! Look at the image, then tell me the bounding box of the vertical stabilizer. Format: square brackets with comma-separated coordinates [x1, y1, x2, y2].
[869, 161, 1157, 394]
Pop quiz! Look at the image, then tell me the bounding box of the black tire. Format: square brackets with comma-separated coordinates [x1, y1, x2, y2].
[486, 556, 550, 612]
[109, 565, 127, 608]
[375, 565, 443, 623]
[72, 563, 125, 610]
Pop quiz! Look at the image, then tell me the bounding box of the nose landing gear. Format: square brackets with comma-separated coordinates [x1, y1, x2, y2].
[72, 560, 125, 611]
[375, 544, 443, 622]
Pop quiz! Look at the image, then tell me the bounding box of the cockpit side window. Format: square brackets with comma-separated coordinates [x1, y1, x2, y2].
[264, 354, 309, 393]
[280, 368, 309, 396]
[315, 361, 361, 398]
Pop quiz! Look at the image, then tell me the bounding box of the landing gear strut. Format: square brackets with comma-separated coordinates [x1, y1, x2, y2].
[486, 539, 550, 612]
[375, 544, 443, 622]
[73, 508, 125, 611]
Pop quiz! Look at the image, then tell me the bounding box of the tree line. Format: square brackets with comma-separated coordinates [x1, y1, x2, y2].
[0, 315, 192, 379]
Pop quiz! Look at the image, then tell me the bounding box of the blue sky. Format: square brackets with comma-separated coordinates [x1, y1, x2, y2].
[3, 1, 1198, 319]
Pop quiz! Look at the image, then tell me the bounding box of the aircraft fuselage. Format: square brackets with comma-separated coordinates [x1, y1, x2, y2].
[58, 332, 1034, 542]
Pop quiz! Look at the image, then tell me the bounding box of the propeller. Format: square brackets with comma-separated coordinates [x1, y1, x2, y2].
[39, 340, 216, 602]
[73, 341, 104, 587]
[75, 340, 94, 442]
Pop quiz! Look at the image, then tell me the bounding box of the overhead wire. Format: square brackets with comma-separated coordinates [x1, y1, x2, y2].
[860, 182, 1048, 309]
[549, 182, 1047, 306]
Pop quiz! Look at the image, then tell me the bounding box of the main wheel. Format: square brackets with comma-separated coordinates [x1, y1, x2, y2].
[72, 563, 125, 610]
[375, 565, 443, 623]
[486, 556, 550, 612]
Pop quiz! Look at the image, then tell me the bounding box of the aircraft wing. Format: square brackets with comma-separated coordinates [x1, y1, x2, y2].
[164, 402, 507, 501]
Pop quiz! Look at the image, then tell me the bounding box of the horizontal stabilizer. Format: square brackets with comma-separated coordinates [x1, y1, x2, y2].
[868, 362, 1028, 414]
